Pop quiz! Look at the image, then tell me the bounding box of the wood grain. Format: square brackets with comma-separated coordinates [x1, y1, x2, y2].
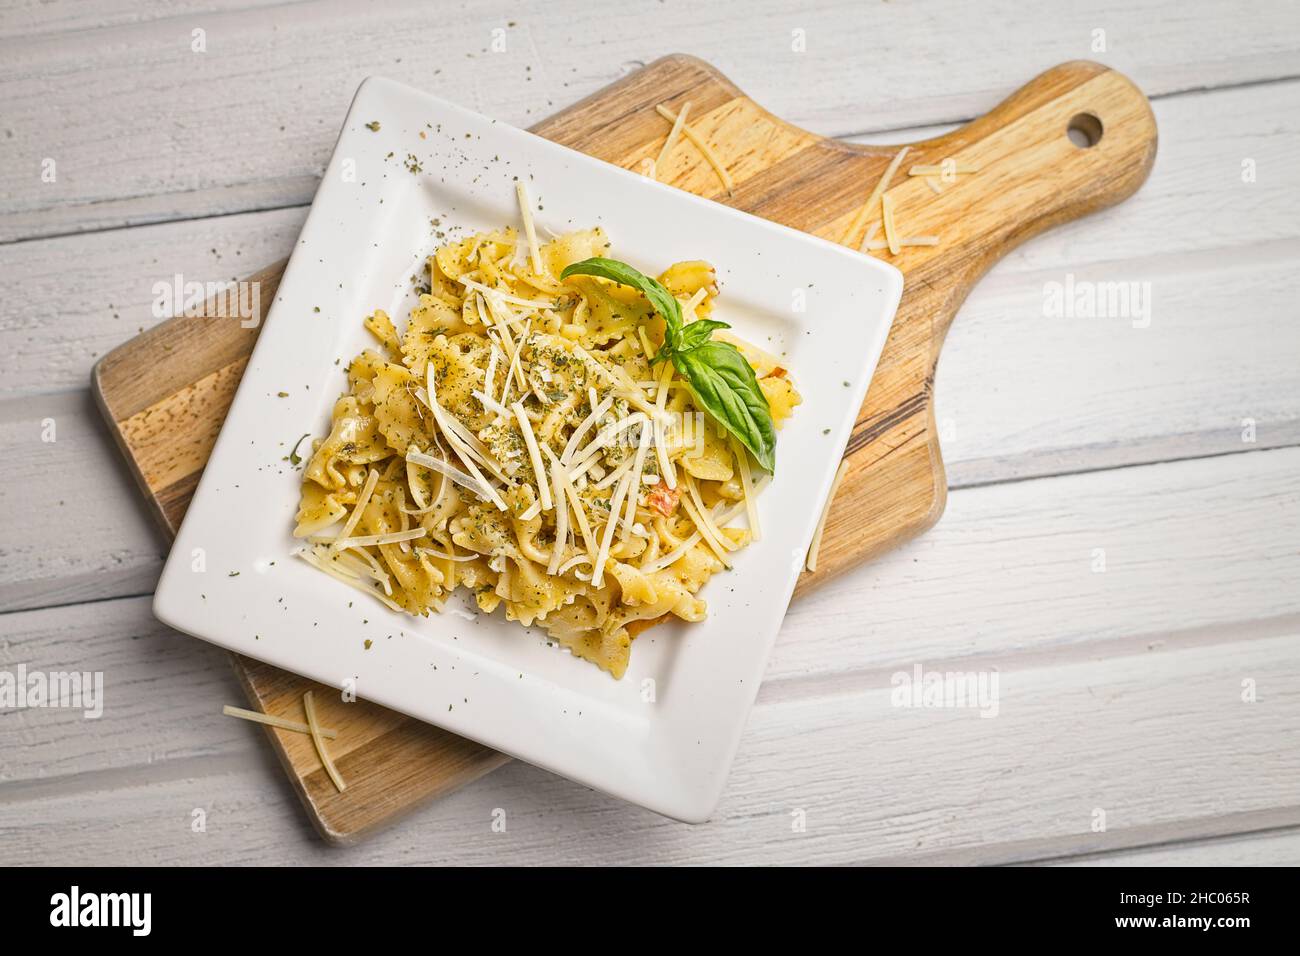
[4, 0, 1288, 242]
[92, 55, 1156, 842]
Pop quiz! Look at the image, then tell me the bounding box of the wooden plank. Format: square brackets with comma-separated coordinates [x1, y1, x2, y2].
[1055, 827, 1300, 866]
[0, 391, 165, 612]
[772, 446, 1300, 680]
[4, 78, 1292, 402]
[4, 0, 1296, 242]
[937, 243, 1300, 486]
[0, 0, 284, 40]
[0, 595, 250, 781]
[5, 447, 1294, 842]
[3, 624, 1296, 865]
[3, 80, 1294, 624]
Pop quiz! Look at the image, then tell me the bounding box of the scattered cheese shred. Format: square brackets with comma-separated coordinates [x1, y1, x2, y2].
[472, 388, 509, 418]
[924, 176, 944, 195]
[458, 276, 551, 311]
[332, 467, 379, 550]
[425, 363, 510, 509]
[222, 705, 338, 740]
[568, 412, 649, 478]
[565, 481, 598, 562]
[620, 420, 654, 540]
[516, 180, 544, 275]
[332, 527, 428, 550]
[655, 100, 691, 177]
[592, 471, 635, 588]
[732, 437, 761, 542]
[484, 344, 501, 404]
[882, 192, 900, 256]
[909, 162, 980, 176]
[512, 401, 553, 511]
[655, 103, 734, 194]
[862, 235, 942, 251]
[297, 547, 406, 612]
[303, 690, 346, 793]
[641, 531, 702, 574]
[653, 358, 677, 490]
[407, 448, 494, 503]
[840, 145, 909, 247]
[545, 451, 570, 575]
[561, 394, 613, 464]
[858, 221, 880, 255]
[806, 456, 851, 573]
[679, 488, 734, 569]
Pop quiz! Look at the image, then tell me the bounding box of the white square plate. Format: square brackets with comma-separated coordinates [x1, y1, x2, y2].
[154, 77, 902, 822]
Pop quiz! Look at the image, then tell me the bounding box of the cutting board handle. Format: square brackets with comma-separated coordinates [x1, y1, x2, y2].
[798, 59, 1156, 585]
[871, 60, 1158, 345]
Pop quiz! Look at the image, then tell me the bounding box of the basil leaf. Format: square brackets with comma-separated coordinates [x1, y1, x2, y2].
[560, 256, 776, 472]
[677, 318, 731, 352]
[560, 257, 683, 343]
[674, 340, 776, 473]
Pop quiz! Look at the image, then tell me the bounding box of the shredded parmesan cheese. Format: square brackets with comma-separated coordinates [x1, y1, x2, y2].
[619, 419, 654, 539]
[222, 705, 338, 740]
[592, 471, 635, 588]
[332, 527, 428, 550]
[561, 394, 613, 464]
[425, 364, 510, 508]
[840, 146, 909, 247]
[654, 103, 734, 194]
[732, 437, 761, 542]
[882, 192, 900, 256]
[655, 100, 691, 176]
[565, 482, 598, 562]
[861, 235, 942, 251]
[516, 180, 544, 275]
[653, 358, 677, 489]
[568, 412, 649, 478]
[297, 547, 405, 612]
[457, 277, 551, 311]
[407, 448, 494, 503]
[806, 456, 851, 573]
[303, 690, 346, 793]
[332, 467, 379, 550]
[512, 401, 552, 511]
[546, 454, 569, 575]
[680, 475, 736, 567]
[909, 162, 979, 176]
[858, 221, 880, 255]
[472, 388, 509, 418]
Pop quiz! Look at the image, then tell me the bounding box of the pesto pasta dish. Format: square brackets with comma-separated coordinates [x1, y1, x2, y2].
[293, 188, 800, 678]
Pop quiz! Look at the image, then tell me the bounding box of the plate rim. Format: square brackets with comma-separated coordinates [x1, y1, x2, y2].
[153, 74, 903, 823]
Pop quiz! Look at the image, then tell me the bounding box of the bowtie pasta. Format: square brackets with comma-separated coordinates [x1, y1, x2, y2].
[294, 219, 800, 678]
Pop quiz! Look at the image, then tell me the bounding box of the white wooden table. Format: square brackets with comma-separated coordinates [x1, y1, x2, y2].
[1, 0, 1297, 866]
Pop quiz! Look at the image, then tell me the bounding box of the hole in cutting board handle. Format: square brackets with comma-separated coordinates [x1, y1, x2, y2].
[1067, 112, 1104, 148]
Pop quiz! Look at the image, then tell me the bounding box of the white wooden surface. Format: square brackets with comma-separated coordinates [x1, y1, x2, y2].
[1, 0, 1297, 865]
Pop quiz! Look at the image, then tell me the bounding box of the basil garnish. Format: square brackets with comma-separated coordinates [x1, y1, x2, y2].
[560, 257, 777, 472]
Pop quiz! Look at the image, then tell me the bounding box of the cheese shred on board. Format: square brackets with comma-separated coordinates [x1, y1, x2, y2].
[302, 691, 346, 793]
[654, 100, 692, 179]
[222, 705, 339, 740]
[292, 201, 801, 679]
[806, 456, 851, 573]
[654, 104, 734, 194]
[841, 146, 910, 247]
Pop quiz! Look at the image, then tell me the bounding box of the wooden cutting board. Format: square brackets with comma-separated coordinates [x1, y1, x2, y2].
[93, 55, 1156, 842]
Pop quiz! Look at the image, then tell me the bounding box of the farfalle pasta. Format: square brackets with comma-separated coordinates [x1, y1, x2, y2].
[294, 200, 799, 677]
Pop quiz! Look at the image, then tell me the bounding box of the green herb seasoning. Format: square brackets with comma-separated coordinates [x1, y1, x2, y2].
[560, 257, 777, 472]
